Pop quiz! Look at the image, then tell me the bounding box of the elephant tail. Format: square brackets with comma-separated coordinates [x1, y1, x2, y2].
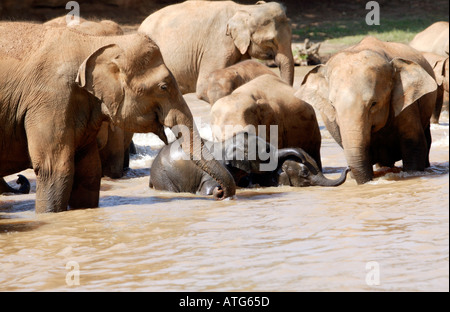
[0, 175, 31, 195]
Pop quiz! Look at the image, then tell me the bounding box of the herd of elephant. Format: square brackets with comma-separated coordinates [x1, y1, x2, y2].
[0, 1, 448, 213]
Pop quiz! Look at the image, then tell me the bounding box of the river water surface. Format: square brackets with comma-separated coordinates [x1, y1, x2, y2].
[1, 67, 448, 291]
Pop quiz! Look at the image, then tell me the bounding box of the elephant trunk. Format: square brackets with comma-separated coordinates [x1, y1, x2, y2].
[344, 150, 373, 184]
[275, 37, 295, 86]
[0, 175, 31, 194]
[341, 138, 373, 184]
[310, 167, 350, 187]
[174, 111, 236, 200]
[336, 108, 374, 184]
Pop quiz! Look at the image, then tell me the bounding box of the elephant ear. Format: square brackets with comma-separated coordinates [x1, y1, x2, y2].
[76, 44, 125, 119]
[296, 64, 335, 122]
[390, 57, 437, 117]
[226, 10, 253, 55]
[431, 58, 447, 86]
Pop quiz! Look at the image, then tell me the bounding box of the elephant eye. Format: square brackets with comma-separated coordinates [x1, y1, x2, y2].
[159, 83, 168, 91]
[299, 164, 309, 177]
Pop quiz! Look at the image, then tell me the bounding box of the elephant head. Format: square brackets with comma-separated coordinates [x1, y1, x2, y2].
[297, 49, 437, 184]
[277, 148, 349, 187]
[76, 34, 236, 198]
[226, 1, 294, 85]
[216, 132, 347, 187]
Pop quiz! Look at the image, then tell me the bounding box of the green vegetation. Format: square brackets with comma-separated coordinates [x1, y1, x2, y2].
[293, 16, 449, 46]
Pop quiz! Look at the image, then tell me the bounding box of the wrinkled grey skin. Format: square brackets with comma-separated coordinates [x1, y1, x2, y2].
[149, 133, 349, 197]
[0, 175, 30, 195]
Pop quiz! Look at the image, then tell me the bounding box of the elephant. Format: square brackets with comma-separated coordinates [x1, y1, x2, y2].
[421, 52, 449, 124]
[202, 59, 277, 104]
[296, 36, 438, 185]
[0, 175, 30, 195]
[409, 21, 449, 56]
[44, 15, 124, 36]
[0, 22, 236, 213]
[138, 0, 294, 99]
[210, 74, 322, 170]
[45, 15, 135, 178]
[149, 133, 349, 197]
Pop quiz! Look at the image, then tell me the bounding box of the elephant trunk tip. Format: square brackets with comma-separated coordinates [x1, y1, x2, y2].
[16, 174, 31, 194]
[213, 185, 237, 200]
[312, 166, 350, 187]
[213, 186, 224, 200]
[328, 166, 350, 187]
[349, 166, 373, 185]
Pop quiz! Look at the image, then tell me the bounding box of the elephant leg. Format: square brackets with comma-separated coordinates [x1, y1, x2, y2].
[431, 87, 444, 124]
[100, 127, 126, 179]
[129, 140, 137, 155]
[26, 124, 76, 213]
[423, 124, 432, 168]
[123, 146, 130, 172]
[33, 150, 75, 214]
[396, 107, 429, 172]
[69, 142, 102, 209]
[400, 133, 428, 171]
[122, 132, 134, 172]
[0, 178, 11, 194]
[443, 91, 449, 113]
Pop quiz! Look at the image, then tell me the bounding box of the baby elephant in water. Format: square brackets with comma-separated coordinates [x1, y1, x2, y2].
[149, 133, 349, 198]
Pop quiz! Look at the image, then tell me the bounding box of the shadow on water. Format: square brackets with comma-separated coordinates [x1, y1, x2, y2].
[0, 200, 46, 233]
[100, 194, 213, 207]
[100, 168, 150, 182]
[122, 167, 150, 179]
[0, 219, 47, 233]
[322, 166, 348, 174]
[100, 190, 290, 207]
[234, 191, 287, 201]
[0, 199, 35, 214]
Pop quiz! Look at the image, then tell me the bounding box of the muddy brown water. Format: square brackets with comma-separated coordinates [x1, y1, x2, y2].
[1, 67, 448, 291]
